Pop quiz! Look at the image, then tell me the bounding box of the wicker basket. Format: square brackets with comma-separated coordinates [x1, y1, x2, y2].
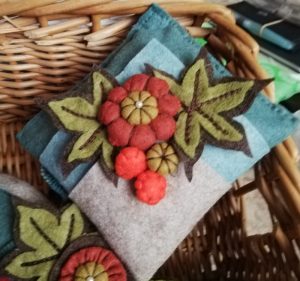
[0, 1, 300, 280]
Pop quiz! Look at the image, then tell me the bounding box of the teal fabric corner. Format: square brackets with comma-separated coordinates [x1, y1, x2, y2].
[0, 189, 15, 259]
[16, 110, 57, 158]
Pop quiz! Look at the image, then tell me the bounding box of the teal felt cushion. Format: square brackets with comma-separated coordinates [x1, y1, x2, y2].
[0, 189, 14, 258]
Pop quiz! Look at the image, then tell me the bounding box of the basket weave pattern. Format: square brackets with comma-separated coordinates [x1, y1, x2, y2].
[0, 1, 299, 280]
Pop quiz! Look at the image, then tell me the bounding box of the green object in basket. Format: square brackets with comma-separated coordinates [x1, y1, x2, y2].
[258, 54, 300, 103]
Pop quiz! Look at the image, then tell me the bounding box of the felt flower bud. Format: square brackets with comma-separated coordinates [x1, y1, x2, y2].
[134, 170, 167, 205]
[146, 143, 179, 176]
[115, 147, 147, 180]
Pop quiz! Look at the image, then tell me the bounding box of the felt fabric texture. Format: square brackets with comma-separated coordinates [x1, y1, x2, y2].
[0, 190, 13, 259]
[0, 180, 128, 281]
[59, 246, 127, 281]
[16, 111, 57, 158]
[4, 204, 84, 281]
[153, 50, 270, 180]
[0, 173, 52, 259]
[102, 74, 180, 150]
[41, 37, 291, 188]
[39, 39, 186, 194]
[69, 159, 230, 281]
[146, 143, 179, 176]
[42, 71, 116, 177]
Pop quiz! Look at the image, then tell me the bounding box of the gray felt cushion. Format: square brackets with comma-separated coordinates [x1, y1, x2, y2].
[69, 160, 230, 281]
[0, 173, 51, 206]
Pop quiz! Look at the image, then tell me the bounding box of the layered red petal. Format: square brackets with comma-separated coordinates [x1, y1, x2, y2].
[98, 101, 120, 125]
[146, 76, 169, 98]
[158, 93, 181, 116]
[129, 125, 156, 150]
[151, 113, 176, 141]
[123, 74, 150, 92]
[107, 118, 133, 147]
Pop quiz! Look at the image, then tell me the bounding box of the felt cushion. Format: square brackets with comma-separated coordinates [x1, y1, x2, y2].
[18, 6, 297, 196]
[69, 157, 230, 281]
[37, 39, 188, 196]
[0, 173, 52, 259]
[0, 174, 127, 281]
[40, 38, 295, 189]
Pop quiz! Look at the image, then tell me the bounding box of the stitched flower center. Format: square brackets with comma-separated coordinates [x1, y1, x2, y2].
[121, 91, 158, 125]
[74, 262, 108, 281]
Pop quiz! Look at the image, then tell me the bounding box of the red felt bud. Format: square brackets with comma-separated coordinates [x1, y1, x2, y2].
[134, 170, 167, 205]
[115, 147, 147, 180]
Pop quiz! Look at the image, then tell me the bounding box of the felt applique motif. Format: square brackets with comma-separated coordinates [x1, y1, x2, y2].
[38, 71, 117, 178]
[99, 74, 181, 151]
[146, 143, 179, 176]
[58, 246, 126, 281]
[1, 201, 127, 281]
[40, 49, 270, 205]
[152, 49, 271, 180]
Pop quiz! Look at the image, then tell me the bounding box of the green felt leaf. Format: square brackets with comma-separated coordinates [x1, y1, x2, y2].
[153, 50, 267, 180]
[48, 71, 114, 133]
[5, 251, 54, 281]
[5, 204, 84, 281]
[174, 112, 202, 159]
[92, 71, 114, 104]
[201, 80, 254, 113]
[68, 129, 113, 168]
[43, 71, 116, 174]
[48, 97, 100, 133]
[101, 137, 114, 170]
[198, 109, 243, 142]
[154, 59, 207, 107]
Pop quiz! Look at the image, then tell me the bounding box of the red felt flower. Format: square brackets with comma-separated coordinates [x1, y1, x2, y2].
[99, 74, 181, 150]
[59, 246, 126, 281]
[134, 170, 167, 205]
[115, 147, 147, 180]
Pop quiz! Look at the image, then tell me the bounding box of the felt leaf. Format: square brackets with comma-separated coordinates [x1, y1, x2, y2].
[153, 58, 208, 107]
[39, 70, 117, 178]
[5, 251, 55, 281]
[5, 204, 84, 281]
[174, 111, 202, 159]
[48, 97, 100, 133]
[198, 110, 243, 142]
[67, 129, 102, 163]
[201, 80, 255, 113]
[92, 71, 114, 104]
[153, 49, 271, 180]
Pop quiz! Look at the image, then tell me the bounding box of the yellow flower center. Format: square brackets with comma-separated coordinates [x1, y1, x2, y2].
[121, 91, 158, 125]
[74, 262, 108, 281]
